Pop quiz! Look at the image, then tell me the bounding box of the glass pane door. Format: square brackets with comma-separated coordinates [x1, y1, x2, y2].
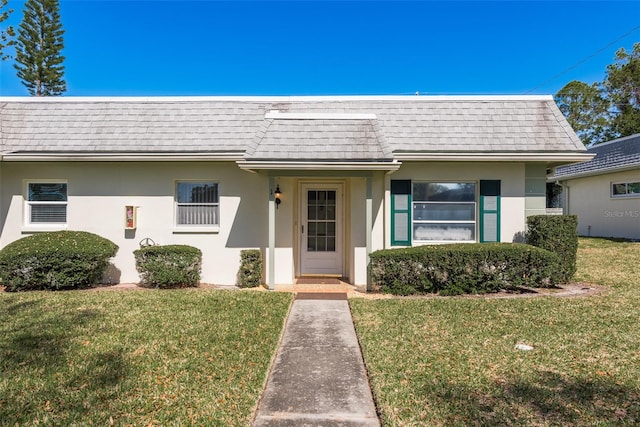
[307, 190, 336, 252]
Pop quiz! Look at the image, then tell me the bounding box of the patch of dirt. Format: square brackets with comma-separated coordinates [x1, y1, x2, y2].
[348, 282, 606, 300]
[86, 283, 240, 291]
[1, 282, 605, 300]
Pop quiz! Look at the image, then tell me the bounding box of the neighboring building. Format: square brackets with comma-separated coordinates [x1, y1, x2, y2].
[550, 133, 640, 240]
[0, 95, 591, 289]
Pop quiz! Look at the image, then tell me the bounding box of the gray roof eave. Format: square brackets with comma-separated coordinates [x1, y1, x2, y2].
[392, 152, 594, 162]
[0, 151, 246, 161]
[236, 160, 402, 172]
[549, 162, 640, 181]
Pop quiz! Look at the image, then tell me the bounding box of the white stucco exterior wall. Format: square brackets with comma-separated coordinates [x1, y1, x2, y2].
[525, 163, 547, 219]
[385, 161, 529, 245]
[0, 159, 557, 287]
[563, 169, 640, 240]
[346, 174, 385, 286]
[259, 175, 385, 287]
[0, 161, 267, 285]
[268, 177, 295, 285]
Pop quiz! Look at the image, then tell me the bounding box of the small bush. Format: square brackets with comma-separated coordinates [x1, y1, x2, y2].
[526, 215, 578, 283]
[370, 243, 561, 296]
[237, 249, 263, 288]
[0, 231, 118, 292]
[134, 245, 201, 288]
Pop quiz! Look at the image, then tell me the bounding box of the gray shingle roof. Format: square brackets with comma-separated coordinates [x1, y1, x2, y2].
[0, 100, 265, 153]
[286, 99, 583, 153]
[245, 117, 392, 161]
[551, 133, 640, 179]
[0, 96, 586, 160]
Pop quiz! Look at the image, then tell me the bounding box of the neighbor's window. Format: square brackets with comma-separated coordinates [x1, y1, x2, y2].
[611, 181, 640, 198]
[176, 181, 219, 226]
[26, 182, 68, 224]
[412, 182, 476, 242]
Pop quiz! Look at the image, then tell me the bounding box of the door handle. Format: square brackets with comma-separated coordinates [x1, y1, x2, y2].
[301, 225, 304, 234]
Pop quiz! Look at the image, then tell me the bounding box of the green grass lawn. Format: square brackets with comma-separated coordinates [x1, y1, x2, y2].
[0, 290, 292, 426]
[351, 238, 640, 426]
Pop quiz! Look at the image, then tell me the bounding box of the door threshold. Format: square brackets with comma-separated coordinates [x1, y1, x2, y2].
[299, 274, 343, 278]
[295, 276, 346, 285]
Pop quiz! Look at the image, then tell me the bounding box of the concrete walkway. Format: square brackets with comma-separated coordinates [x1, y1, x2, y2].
[253, 293, 380, 427]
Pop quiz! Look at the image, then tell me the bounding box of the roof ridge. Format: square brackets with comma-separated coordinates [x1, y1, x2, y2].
[0, 94, 555, 103]
[245, 118, 273, 159]
[370, 119, 393, 158]
[587, 133, 640, 150]
[546, 99, 586, 151]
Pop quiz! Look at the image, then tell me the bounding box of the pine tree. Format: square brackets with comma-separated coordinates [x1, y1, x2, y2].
[0, 0, 15, 60]
[14, 0, 66, 96]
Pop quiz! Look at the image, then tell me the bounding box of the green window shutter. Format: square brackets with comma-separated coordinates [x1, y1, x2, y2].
[391, 180, 411, 246]
[480, 180, 501, 243]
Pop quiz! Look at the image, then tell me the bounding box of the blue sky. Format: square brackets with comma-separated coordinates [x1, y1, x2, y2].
[0, 0, 639, 96]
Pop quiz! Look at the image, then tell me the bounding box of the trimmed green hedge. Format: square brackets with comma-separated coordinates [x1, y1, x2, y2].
[369, 243, 561, 296]
[526, 215, 578, 283]
[0, 231, 118, 292]
[237, 249, 263, 288]
[134, 245, 202, 288]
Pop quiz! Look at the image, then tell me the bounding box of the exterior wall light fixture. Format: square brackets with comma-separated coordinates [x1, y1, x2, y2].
[274, 185, 282, 209]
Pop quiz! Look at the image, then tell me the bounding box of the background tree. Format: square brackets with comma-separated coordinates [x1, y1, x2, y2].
[556, 42, 640, 145]
[0, 0, 15, 60]
[604, 43, 640, 138]
[555, 80, 613, 146]
[14, 0, 66, 96]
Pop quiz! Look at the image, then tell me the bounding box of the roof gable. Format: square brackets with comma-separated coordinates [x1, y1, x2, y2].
[245, 113, 393, 161]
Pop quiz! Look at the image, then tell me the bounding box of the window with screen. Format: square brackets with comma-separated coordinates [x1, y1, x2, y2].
[176, 181, 219, 227]
[26, 182, 68, 225]
[412, 182, 476, 242]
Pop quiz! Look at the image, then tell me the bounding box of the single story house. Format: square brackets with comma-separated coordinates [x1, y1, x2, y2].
[0, 95, 592, 289]
[550, 133, 640, 240]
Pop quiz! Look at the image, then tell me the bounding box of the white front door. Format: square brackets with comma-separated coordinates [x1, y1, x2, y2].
[300, 183, 343, 275]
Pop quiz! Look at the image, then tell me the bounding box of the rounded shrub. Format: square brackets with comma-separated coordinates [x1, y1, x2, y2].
[370, 243, 561, 296]
[526, 215, 578, 283]
[237, 249, 263, 288]
[0, 231, 119, 292]
[134, 245, 202, 288]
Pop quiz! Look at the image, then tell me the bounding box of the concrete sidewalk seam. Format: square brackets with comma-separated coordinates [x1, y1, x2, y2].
[252, 297, 380, 426]
[251, 294, 297, 426]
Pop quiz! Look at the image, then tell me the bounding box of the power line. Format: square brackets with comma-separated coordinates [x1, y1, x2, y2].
[524, 25, 640, 94]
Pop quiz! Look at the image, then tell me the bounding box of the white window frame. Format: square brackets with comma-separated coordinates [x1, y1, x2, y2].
[24, 180, 68, 228]
[174, 180, 220, 232]
[611, 181, 640, 199]
[412, 181, 477, 243]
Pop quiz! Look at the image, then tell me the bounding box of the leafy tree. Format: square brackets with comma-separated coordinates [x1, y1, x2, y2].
[555, 80, 613, 146]
[14, 0, 66, 96]
[0, 0, 15, 60]
[556, 43, 640, 145]
[604, 43, 640, 138]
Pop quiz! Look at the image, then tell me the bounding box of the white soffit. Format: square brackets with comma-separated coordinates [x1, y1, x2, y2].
[237, 160, 401, 172]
